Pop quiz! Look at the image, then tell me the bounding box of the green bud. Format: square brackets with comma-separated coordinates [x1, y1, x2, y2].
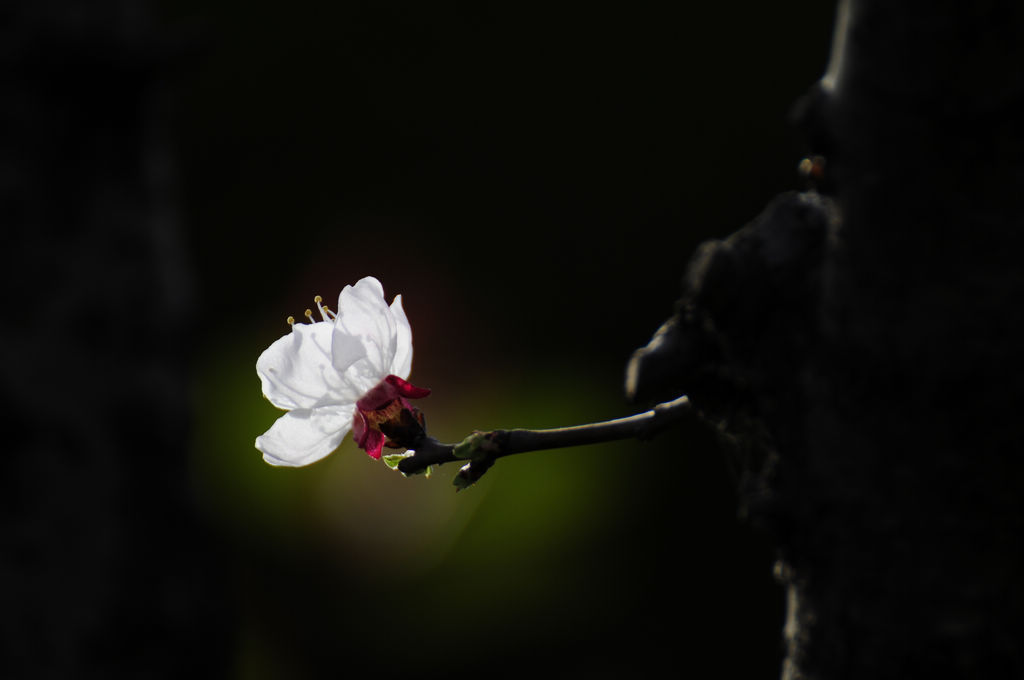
[452, 457, 496, 491]
[453, 463, 474, 490]
[452, 430, 506, 460]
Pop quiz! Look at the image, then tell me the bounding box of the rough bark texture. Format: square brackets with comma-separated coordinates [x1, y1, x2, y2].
[629, 2, 1024, 678]
[0, 2, 228, 676]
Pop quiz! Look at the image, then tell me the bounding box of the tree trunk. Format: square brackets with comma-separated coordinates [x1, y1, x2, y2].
[629, 2, 1024, 677]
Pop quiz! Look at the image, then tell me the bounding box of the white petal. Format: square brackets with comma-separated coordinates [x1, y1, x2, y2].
[350, 275, 384, 299]
[333, 276, 397, 379]
[256, 404, 356, 467]
[388, 294, 413, 379]
[330, 325, 369, 374]
[257, 321, 357, 410]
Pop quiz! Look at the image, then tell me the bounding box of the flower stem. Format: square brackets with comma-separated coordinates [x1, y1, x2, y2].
[396, 395, 692, 486]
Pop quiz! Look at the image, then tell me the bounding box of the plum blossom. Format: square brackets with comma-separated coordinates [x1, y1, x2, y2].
[256, 276, 429, 466]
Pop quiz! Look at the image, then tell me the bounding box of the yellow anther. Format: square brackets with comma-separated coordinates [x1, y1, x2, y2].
[304, 309, 314, 319]
[314, 295, 323, 303]
[286, 315, 295, 325]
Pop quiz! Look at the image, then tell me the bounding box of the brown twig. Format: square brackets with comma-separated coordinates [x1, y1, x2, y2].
[396, 395, 692, 488]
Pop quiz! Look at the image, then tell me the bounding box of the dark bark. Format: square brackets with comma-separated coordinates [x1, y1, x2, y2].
[629, 2, 1024, 678]
[0, 2, 229, 676]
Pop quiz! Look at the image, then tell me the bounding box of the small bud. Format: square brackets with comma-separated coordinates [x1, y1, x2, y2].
[453, 430, 505, 460]
[453, 463, 473, 490]
[453, 457, 495, 490]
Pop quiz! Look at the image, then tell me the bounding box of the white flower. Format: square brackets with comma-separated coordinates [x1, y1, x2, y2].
[255, 276, 425, 467]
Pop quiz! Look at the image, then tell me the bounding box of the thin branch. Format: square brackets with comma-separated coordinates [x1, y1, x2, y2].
[396, 395, 692, 487]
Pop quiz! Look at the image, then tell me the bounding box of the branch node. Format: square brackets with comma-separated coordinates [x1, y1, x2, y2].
[452, 430, 508, 460]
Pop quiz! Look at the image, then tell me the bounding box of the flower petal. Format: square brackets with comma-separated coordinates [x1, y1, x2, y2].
[330, 325, 368, 374]
[333, 277, 397, 375]
[256, 404, 356, 467]
[257, 321, 357, 410]
[388, 294, 413, 379]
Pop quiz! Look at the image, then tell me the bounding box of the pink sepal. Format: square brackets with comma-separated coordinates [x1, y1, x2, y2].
[356, 375, 431, 411]
[362, 429, 385, 459]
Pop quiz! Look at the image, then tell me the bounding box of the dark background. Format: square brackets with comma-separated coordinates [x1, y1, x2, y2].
[4, 1, 835, 677]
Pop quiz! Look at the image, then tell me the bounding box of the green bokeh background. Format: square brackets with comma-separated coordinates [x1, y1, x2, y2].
[162, 2, 836, 676]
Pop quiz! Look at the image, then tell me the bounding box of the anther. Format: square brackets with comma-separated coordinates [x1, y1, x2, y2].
[304, 308, 314, 321]
[314, 294, 330, 321]
[286, 315, 295, 326]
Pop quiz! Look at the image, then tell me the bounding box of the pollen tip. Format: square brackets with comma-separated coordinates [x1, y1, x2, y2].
[314, 295, 323, 303]
[286, 315, 295, 325]
[304, 308, 314, 319]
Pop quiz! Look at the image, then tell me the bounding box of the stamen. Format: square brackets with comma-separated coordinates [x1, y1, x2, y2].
[321, 305, 337, 320]
[304, 308, 314, 322]
[314, 294, 330, 321]
[286, 315, 295, 326]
